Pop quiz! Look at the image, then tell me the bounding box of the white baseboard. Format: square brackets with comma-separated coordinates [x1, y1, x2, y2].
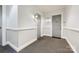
[64, 37, 77, 53]
[7, 41, 18, 52]
[7, 39, 37, 52]
[18, 39, 37, 52]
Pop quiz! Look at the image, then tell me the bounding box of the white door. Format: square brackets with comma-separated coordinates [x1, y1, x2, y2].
[52, 15, 61, 38]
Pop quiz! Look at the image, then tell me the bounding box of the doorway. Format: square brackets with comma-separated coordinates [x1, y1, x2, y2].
[37, 14, 41, 38]
[52, 14, 61, 38]
[33, 13, 41, 39]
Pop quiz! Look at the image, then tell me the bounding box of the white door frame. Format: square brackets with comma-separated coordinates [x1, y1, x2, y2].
[2, 5, 7, 46]
[51, 12, 64, 38]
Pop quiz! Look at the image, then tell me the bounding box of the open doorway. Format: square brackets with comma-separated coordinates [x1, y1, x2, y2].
[34, 13, 41, 39]
[37, 14, 41, 39]
[52, 14, 61, 38]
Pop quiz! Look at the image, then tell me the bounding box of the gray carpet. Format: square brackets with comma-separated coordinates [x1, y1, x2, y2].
[19, 36, 73, 53]
[0, 45, 16, 53]
[0, 36, 73, 53]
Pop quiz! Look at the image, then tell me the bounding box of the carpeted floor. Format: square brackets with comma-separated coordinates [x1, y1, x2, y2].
[0, 36, 73, 53]
[19, 36, 73, 53]
[0, 45, 16, 53]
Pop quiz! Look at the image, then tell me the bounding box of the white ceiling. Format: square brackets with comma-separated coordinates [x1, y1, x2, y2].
[34, 5, 65, 13]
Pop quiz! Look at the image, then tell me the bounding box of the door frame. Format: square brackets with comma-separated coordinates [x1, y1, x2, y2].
[51, 12, 63, 38]
[2, 5, 7, 46]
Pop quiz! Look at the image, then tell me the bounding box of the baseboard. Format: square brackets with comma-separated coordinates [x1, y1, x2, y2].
[52, 36, 62, 39]
[64, 37, 77, 53]
[18, 39, 37, 52]
[7, 41, 18, 52]
[41, 35, 52, 37]
[7, 39, 37, 52]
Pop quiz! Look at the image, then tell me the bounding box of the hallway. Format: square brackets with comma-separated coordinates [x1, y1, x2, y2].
[0, 5, 79, 53]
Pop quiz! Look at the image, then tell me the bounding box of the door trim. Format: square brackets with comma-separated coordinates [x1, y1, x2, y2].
[2, 5, 7, 46]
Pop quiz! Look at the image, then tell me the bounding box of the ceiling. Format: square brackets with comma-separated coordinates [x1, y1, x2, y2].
[34, 5, 65, 13]
[19, 5, 65, 14]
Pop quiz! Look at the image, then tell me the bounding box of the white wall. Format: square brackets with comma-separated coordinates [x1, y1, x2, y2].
[65, 6, 79, 29]
[0, 6, 2, 44]
[64, 5, 79, 52]
[18, 29, 37, 47]
[6, 5, 18, 47]
[7, 30, 18, 47]
[18, 5, 39, 48]
[6, 5, 18, 28]
[6, 5, 42, 51]
[18, 5, 38, 28]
